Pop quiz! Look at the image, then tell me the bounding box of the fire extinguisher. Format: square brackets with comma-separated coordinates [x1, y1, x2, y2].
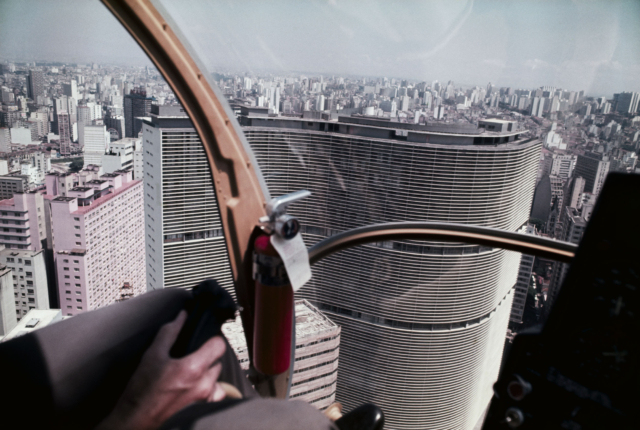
[252, 233, 294, 376]
[252, 190, 310, 378]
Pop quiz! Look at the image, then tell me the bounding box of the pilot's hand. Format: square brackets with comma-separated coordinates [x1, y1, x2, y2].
[96, 310, 227, 430]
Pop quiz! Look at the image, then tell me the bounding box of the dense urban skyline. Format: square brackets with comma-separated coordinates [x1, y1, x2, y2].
[1, 0, 639, 97]
[1, 2, 640, 428]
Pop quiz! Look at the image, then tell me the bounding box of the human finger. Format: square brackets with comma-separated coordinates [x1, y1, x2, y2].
[194, 362, 222, 401]
[183, 335, 226, 370]
[153, 310, 188, 353]
[208, 383, 227, 402]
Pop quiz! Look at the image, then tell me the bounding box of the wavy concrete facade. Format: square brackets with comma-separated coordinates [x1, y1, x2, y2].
[242, 114, 541, 430]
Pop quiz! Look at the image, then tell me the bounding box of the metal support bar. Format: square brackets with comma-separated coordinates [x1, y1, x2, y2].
[308, 222, 577, 265]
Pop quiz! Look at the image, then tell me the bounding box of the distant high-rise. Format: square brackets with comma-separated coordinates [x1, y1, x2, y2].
[614, 92, 640, 114]
[530, 97, 540, 116]
[81, 125, 110, 168]
[57, 112, 71, 157]
[510, 224, 536, 324]
[546, 206, 588, 318]
[550, 154, 576, 180]
[123, 88, 153, 137]
[27, 70, 45, 102]
[63, 80, 79, 100]
[142, 105, 233, 292]
[574, 152, 610, 197]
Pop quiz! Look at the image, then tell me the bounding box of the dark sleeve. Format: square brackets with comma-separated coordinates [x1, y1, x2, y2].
[159, 398, 339, 430]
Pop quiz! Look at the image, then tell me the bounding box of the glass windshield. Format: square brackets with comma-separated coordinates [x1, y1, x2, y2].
[1, 1, 638, 429]
[150, 1, 639, 428]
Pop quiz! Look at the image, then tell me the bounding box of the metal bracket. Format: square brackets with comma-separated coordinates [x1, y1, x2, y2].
[260, 190, 311, 239]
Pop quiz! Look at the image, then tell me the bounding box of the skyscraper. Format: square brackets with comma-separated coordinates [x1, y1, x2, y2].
[124, 88, 153, 137]
[510, 225, 536, 324]
[142, 105, 233, 292]
[63, 80, 79, 100]
[241, 111, 541, 430]
[57, 112, 72, 157]
[81, 124, 110, 167]
[27, 70, 45, 102]
[614, 92, 640, 114]
[574, 152, 610, 197]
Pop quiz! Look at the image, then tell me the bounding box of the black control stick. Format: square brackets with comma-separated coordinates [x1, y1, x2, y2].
[170, 279, 237, 358]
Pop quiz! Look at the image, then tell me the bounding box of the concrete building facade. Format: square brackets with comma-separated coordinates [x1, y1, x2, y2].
[574, 152, 610, 197]
[142, 105, 233, 292]
[1, 249, 49, 321]
[50, 170, 145, 316]
[124, 89, 153, 137]
[0, 266, 17, 337]
[82, 125, 110, 168]
[102, 137, 138, 174]
[241, 112, 541, 430]
[223, 299, 341, 410]
[510, 225, 536, 324]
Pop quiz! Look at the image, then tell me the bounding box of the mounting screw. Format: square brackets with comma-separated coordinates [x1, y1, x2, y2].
[505, 407, 524, 428]
[507, 375, 532, 401]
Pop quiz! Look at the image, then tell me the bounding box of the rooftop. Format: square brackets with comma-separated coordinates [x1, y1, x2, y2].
[222, 299, 338, 359]
[1, 309, 63, 342]
[74, 179, 140, 214]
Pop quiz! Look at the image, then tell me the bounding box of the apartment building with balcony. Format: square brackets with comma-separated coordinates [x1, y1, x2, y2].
[50, 170, 145, 316]
[0, 192, 49, 321]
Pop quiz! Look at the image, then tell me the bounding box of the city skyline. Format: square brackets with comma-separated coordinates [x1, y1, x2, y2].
[1, 0, 639, 97]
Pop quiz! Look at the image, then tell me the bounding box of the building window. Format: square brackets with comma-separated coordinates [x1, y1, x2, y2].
[75, 284, 81, 287]
[63, 259, 69, 263]
[73, 260, 79, 264]
[76, 242, 81, 245]
[64, 267, 69, 271]
[77, 307, 83, 310]
[24, 260, 31, 266]
[75, 276, 80, 279]
[28, 298, 34, 303]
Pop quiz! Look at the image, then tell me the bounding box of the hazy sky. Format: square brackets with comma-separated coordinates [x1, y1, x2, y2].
[1, 0, 639, 97]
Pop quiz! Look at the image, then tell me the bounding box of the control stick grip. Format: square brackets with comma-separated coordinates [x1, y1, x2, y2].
[170, 279, 237, 358]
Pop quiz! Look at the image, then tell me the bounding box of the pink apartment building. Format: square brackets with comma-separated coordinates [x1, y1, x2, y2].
[49, 170, 145, 316]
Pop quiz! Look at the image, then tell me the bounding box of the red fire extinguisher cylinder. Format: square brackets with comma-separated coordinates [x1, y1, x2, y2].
[252, 234, 294, 376]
